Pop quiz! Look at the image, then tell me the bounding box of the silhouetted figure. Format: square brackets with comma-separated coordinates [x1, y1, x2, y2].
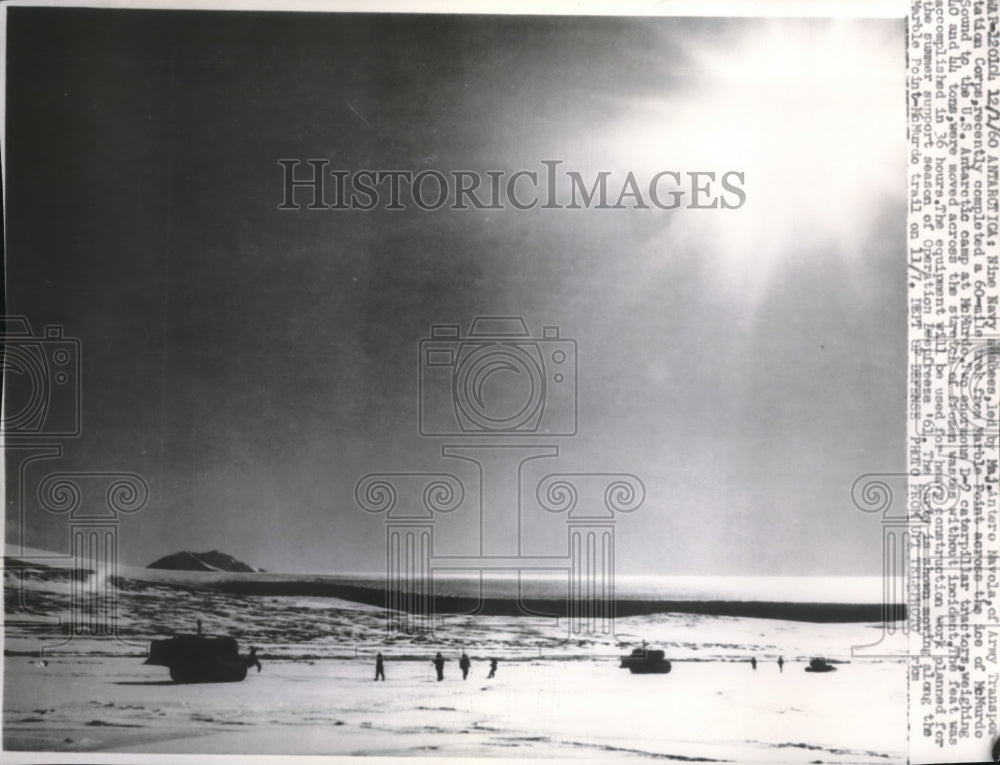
[750, 656, 757, 670]
[375, 652, 385, 681]
[487, 658, 498, 679]
[460, 652, 471, 680]
[778, 656, 784, 673]
[246, 646, 262, 673]
[433, 652, 445, 681]
[196, 619, 203, 636]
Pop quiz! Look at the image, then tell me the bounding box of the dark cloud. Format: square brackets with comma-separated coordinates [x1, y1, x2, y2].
[5, 8, 904, 574]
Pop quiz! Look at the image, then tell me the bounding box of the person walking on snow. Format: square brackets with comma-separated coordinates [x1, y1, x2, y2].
[246, 646, 262, 673]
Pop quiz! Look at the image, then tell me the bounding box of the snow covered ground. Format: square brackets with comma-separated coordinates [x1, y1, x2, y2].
[5, 652, 904, 761]
[4, 550, 906, 761]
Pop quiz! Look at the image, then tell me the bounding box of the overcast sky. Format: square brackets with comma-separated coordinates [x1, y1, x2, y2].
[5, 8, 905, 575]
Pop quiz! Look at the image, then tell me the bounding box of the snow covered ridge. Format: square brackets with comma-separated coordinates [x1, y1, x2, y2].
[5, 555, 908, 758]
[5, 547, 903, 622]
[146, 550, 262, 573]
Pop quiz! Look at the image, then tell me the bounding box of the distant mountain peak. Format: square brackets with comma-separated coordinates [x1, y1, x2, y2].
[146, 550, 259, 573]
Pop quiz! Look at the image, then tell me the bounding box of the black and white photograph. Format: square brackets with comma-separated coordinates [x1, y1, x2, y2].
[3, 1, 916, 761]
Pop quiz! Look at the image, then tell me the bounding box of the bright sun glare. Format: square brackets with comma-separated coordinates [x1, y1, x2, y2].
[606, 19, 905, 302]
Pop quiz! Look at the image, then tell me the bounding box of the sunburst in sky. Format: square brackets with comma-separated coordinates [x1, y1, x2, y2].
[6, 10, 906, 575]
[603, 18, 904, 305]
